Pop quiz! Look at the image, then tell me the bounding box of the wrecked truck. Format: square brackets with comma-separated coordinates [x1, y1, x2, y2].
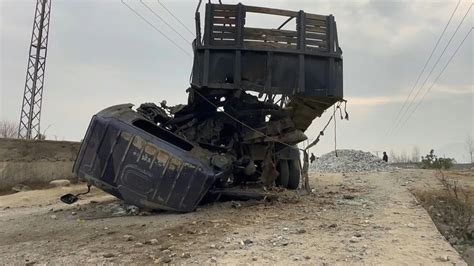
[72, 2, 343, 212]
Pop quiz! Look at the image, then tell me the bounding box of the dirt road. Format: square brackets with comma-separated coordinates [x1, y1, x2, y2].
[0, 170, 467, 265]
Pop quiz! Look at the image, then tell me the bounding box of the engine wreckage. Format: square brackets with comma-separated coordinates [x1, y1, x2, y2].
[71, 2, 343, 212]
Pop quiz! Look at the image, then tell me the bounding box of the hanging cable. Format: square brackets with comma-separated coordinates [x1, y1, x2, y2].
[334, 104, 338, 157]
[120, 0, 192, 57]
[391, 4, 472, 135]
[386, 0, 462, 136]
[399, 27, 473, 128]
[156, 0, 195, 37]
[140, 0, 192, 45]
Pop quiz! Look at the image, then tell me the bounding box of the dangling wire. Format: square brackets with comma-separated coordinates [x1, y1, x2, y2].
[333, 105, 338, 157]
[301, 100, 349, 192]
[344, 101, 349, 120]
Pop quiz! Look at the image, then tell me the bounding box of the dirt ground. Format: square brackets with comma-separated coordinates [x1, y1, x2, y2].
[0, 169, 470, 265]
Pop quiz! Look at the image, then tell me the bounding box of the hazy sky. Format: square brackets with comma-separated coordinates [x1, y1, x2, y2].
[1, 0, 473, 162]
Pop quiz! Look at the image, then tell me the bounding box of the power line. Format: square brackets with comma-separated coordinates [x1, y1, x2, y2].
[391, 3, 472, 135]
[399, 27, 472, 129]
[157, 0, 195, 37]
[140, 0, 192, 45]
[120, 0, 191, 57]
[386, 0, 461, 136]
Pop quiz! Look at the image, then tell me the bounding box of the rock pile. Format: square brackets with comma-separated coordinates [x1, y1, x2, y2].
[310, 149, 393, 173]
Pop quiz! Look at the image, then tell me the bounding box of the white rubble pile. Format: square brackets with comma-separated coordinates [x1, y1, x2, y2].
[310, 149, 394, 173]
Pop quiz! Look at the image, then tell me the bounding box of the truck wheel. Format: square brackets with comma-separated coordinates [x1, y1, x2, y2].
[287, 159, 301, 189]
[276, 160, 289, 188]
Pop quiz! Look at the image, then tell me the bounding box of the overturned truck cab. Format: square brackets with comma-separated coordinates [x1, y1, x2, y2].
[73, 2, 343, 212]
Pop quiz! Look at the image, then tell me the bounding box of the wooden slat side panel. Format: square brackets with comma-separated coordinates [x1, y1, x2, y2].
[244, 27, 297, 38]
[213, 40, 237, 46]
[306, 32, 327, 40]
[245, 35, 297, 44]
[305, 18, 327, 27]
[306, 45, 329, 52]
[213, 25, 237, 33]
[245, 5, 297, 17]
[305, 26, 327, 34]
[213, 10, 237, 17]
[243, 41, 297, 50]
[305, 39, 327, 47]
[213, 18, 237, 25]
[213, 32, 237, 39]
[212, 4, 237, 11]
[306, 13, 327, 21]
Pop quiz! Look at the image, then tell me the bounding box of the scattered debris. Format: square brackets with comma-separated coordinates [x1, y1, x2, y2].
[146, 239, 159, 245]
[11, 184, 31, 192]
[123, 235, 134, 241]
[349, 236, 360, 243]
[231, 201, 242, 209]
[407, 223, 416, 228]
[243, 239, 253, 245]
[181, 252, 191, 259]
[296, 229, 307, 234]
[436, 255, 449, 262]
[154, 256, 171, 264]
[48, 179, 71, 187]
[108, 202, 141, 216]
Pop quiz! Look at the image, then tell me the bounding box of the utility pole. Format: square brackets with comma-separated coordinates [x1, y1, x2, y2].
[18, 0, 52, 139]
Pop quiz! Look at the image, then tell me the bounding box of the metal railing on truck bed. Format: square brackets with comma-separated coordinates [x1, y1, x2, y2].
[192, 2, 343, 99]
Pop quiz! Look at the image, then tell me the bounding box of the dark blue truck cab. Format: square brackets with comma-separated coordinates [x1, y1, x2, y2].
[73, 104, 217, 212]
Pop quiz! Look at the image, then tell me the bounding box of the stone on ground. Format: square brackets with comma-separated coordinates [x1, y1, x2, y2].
[49, 179, 71, 187]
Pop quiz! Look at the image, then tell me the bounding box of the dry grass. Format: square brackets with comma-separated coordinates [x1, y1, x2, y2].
[414, 170, 474, 247]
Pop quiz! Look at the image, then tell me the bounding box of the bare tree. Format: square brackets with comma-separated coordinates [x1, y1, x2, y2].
[411, 146, 420, 163]
[0, 120, 18, 138]
[466, 135, 473, 163]
[399, 150, 409, 163]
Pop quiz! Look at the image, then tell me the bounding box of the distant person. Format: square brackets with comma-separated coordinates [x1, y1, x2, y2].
[382, 151, 388, 162]
[310, 153, 316, 163]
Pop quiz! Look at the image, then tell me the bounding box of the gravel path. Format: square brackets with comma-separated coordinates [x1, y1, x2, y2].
[0, 170, 466, 265]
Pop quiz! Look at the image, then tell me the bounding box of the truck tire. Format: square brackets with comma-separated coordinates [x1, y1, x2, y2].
[276, 160, 289, 188]
[287, 159, 301, 189]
